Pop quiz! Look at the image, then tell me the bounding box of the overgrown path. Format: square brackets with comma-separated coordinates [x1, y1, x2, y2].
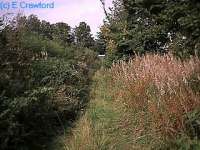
[49, 53, 200, 150]
[49, 70, 138, 150]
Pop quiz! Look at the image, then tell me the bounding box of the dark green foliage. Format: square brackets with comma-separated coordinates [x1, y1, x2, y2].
[74, 22, 95, 48]
[0, 58, 92, 149]
[26, 14, 41, 33]
[100, 0, 200, 65]
[21, 33, 66, 57]
[0, 87, 54, 150]
[16, 14, 74, 46]
[0, 47, 93, 149]
[160, 109, 200, 150]
[0, 14, 99, 149]
[185, 109, 200, 139]
[40, 20, 54, 40]
[188, 72, 200, 94]
[52, 22, 74, 46]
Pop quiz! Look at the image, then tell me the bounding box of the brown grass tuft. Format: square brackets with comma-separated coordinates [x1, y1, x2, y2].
[109, 54, 200, 139]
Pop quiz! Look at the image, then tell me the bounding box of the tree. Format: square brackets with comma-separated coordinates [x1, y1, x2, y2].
[52, 22, 74, 45]
[102, 0, 200, 61]
[40, 20, 53, 40]
[26, 14, 41, 33]
[100, 0, 130, 61]
[74, 22, 94, 48]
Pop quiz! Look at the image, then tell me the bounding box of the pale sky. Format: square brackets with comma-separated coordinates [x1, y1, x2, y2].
[0, 0, 113, 36]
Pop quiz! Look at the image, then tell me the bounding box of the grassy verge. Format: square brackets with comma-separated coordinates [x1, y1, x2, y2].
[55, 54, 200, 150]
[52, 69, 140, 150]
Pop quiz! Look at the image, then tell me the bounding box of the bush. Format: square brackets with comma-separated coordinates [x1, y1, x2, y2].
[0, 15, 99, 149]
[0, 55, 93, 149]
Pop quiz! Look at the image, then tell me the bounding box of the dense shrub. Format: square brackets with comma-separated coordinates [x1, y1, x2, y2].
[0, 25, 98, 150]
[0, 55, 94, 149]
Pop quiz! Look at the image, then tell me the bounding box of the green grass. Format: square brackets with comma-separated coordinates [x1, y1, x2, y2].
[49, 70, 142, 150]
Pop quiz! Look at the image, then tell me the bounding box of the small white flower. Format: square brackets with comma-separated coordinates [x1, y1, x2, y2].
[182, 36, 187, 40]
[137, 17, 141, 22]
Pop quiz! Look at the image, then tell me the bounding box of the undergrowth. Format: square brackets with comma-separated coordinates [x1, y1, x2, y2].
[60, 54, 200, 150]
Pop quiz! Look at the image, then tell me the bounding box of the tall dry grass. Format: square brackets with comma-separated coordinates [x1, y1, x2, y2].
[109, 54, 200, 139]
